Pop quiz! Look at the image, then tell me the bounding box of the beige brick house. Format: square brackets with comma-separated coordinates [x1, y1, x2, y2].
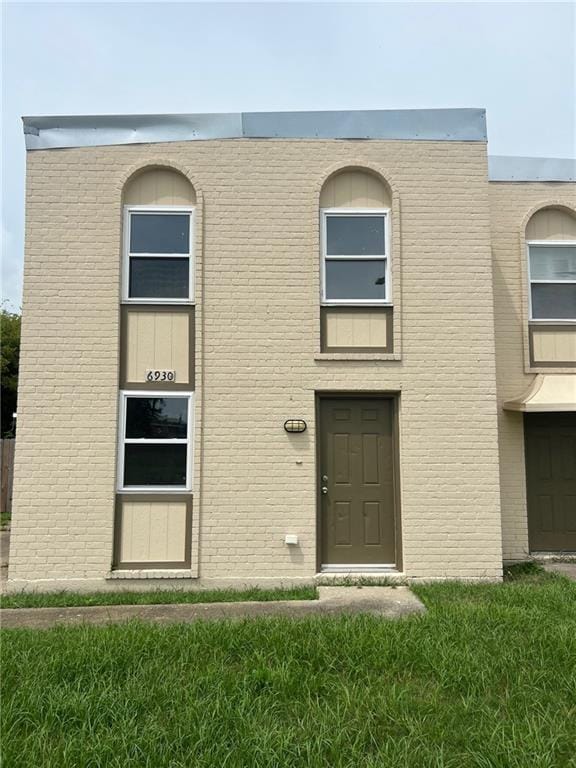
[8, 109, 576, 592]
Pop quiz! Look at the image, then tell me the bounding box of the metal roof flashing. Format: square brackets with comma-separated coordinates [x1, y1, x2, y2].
[20, 111, 575, 182]
[22, 108, 487, 150]
[488, 156, 576, 182]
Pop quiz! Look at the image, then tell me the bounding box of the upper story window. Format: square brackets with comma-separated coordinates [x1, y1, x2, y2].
[124, 207, 193, 301]
[122, 167, 196, 303]
[322, 211, 389, 304]
[320, 169, 391, 306]
[526, 207, 576, 323]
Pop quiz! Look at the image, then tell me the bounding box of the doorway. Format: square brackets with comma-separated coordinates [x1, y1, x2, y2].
[318, 396, 399, 569]
[525, 412, 576, 552]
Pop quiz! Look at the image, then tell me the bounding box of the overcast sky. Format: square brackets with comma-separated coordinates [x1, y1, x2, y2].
[2, 1, 575, 311]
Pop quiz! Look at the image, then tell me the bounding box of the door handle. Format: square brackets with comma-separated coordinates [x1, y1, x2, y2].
[321, 486, 328, 495]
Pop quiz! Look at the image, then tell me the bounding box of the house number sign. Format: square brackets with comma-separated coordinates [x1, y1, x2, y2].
[146, 369, 176, 383]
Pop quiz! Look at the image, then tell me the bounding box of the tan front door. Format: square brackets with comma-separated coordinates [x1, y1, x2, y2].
[319, 397, 397, 567]
[525, 412, 576, 552]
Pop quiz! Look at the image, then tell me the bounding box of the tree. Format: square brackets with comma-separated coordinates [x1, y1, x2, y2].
[1, 306, 21, 437]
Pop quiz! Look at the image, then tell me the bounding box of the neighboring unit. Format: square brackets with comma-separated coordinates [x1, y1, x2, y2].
[8, 109, 576, 591]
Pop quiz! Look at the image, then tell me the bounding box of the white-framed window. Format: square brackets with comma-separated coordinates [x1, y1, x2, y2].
[123, 205, 194, 303]
[118, 392, 193, 492]
[527, 241, 576, 322]
[321, 209, 390, 305]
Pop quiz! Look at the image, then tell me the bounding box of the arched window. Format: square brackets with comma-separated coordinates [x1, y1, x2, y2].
[526, 207, 576, 322]
[122, 167, 196, 303]
[319, 169, 393, 353]
[320, 169, 391, 305]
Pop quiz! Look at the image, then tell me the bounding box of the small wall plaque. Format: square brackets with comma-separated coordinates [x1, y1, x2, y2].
[146, 369, 176, 383]
[284, 419, 307, 434]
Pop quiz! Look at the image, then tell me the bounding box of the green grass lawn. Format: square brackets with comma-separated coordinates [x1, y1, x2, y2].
[2, 567, 575, 768]
[0, 585, 317, 609]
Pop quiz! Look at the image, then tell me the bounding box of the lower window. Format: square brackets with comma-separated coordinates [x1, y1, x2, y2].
[118, 392, 193, 491]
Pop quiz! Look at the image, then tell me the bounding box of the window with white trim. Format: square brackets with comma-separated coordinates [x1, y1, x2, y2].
[528, 243, 576, 321]
[123, 207, 193, 302]
[321, 210, 390, 304]
[118, 393, 193, 491]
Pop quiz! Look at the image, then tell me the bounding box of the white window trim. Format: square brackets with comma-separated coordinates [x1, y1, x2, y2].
[122, 205, 195, 304]
[117, 391, 194, 493]
[526, 240, 576, 324]
[320, 208, 391, 306]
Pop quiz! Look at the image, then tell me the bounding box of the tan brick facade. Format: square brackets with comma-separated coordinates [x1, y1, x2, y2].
[9, 136, 534, 590]
[489, 183, 576, 561]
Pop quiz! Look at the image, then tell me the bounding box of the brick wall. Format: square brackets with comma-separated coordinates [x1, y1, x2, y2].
[489, 182, 576, 561]
[9, 138, 504, 588]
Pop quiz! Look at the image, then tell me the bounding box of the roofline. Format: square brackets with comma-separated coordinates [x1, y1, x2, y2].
[488, 155, 575, 182]
[22, 108, 487, 149]
[20, 110, 574, 181]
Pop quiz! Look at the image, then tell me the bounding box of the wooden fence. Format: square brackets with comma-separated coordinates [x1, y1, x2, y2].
[1, 439, 15, 515]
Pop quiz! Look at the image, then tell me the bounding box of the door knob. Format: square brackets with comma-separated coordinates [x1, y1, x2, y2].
[321, 486, 328, 494]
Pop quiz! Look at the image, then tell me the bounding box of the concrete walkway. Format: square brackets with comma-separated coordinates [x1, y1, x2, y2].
[542, 562, 576, 580]
[0, 586, 425, 630]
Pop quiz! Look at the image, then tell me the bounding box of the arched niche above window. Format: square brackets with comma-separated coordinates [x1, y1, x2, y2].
[320, 169, 391, 209]
[526, 206, 576, 241]
[123, 167, 196, 206]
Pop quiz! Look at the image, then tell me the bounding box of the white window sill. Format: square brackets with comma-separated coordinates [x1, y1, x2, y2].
[118, 489, 192, 494]
[314, 352, 401, 361]
[107, 570, 194, 580]
[121, 300, 195, 306]
[320, 302, 393, 308]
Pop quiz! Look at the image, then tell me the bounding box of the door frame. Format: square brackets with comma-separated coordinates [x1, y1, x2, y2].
[315, 391, 403, 572]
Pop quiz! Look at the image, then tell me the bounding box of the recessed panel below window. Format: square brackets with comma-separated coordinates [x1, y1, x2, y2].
[122, 307, 192, 387]
[530, 326, 576, 365]
[124, 444, 187, 487]
[531, 284, 576, 320]
[322, 307, 391, 351]
[129, 258, 189, 299]
[325, 260, 386, 301]
[119, 500, 188, 564]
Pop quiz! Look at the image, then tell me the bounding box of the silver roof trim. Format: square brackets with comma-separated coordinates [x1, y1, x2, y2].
[23, 113, 243, 150]
[22, 108, 487, 150]
[243, 109, 487, 141]
[489, 155, 576, 182]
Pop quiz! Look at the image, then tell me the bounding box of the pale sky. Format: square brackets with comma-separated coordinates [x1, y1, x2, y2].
[2, 1, 575, 311]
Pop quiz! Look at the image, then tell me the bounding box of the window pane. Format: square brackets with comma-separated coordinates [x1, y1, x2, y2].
[126, 398, 188, 439]
[129, 257, 189, 299]
[530, 246, 576, 281]
[325, 259, 386, 301]
[326, 216, 385, 256]
[130, 213, 190, 254]
[124, 444, 187, 487]
[531, 283, 576, 320]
